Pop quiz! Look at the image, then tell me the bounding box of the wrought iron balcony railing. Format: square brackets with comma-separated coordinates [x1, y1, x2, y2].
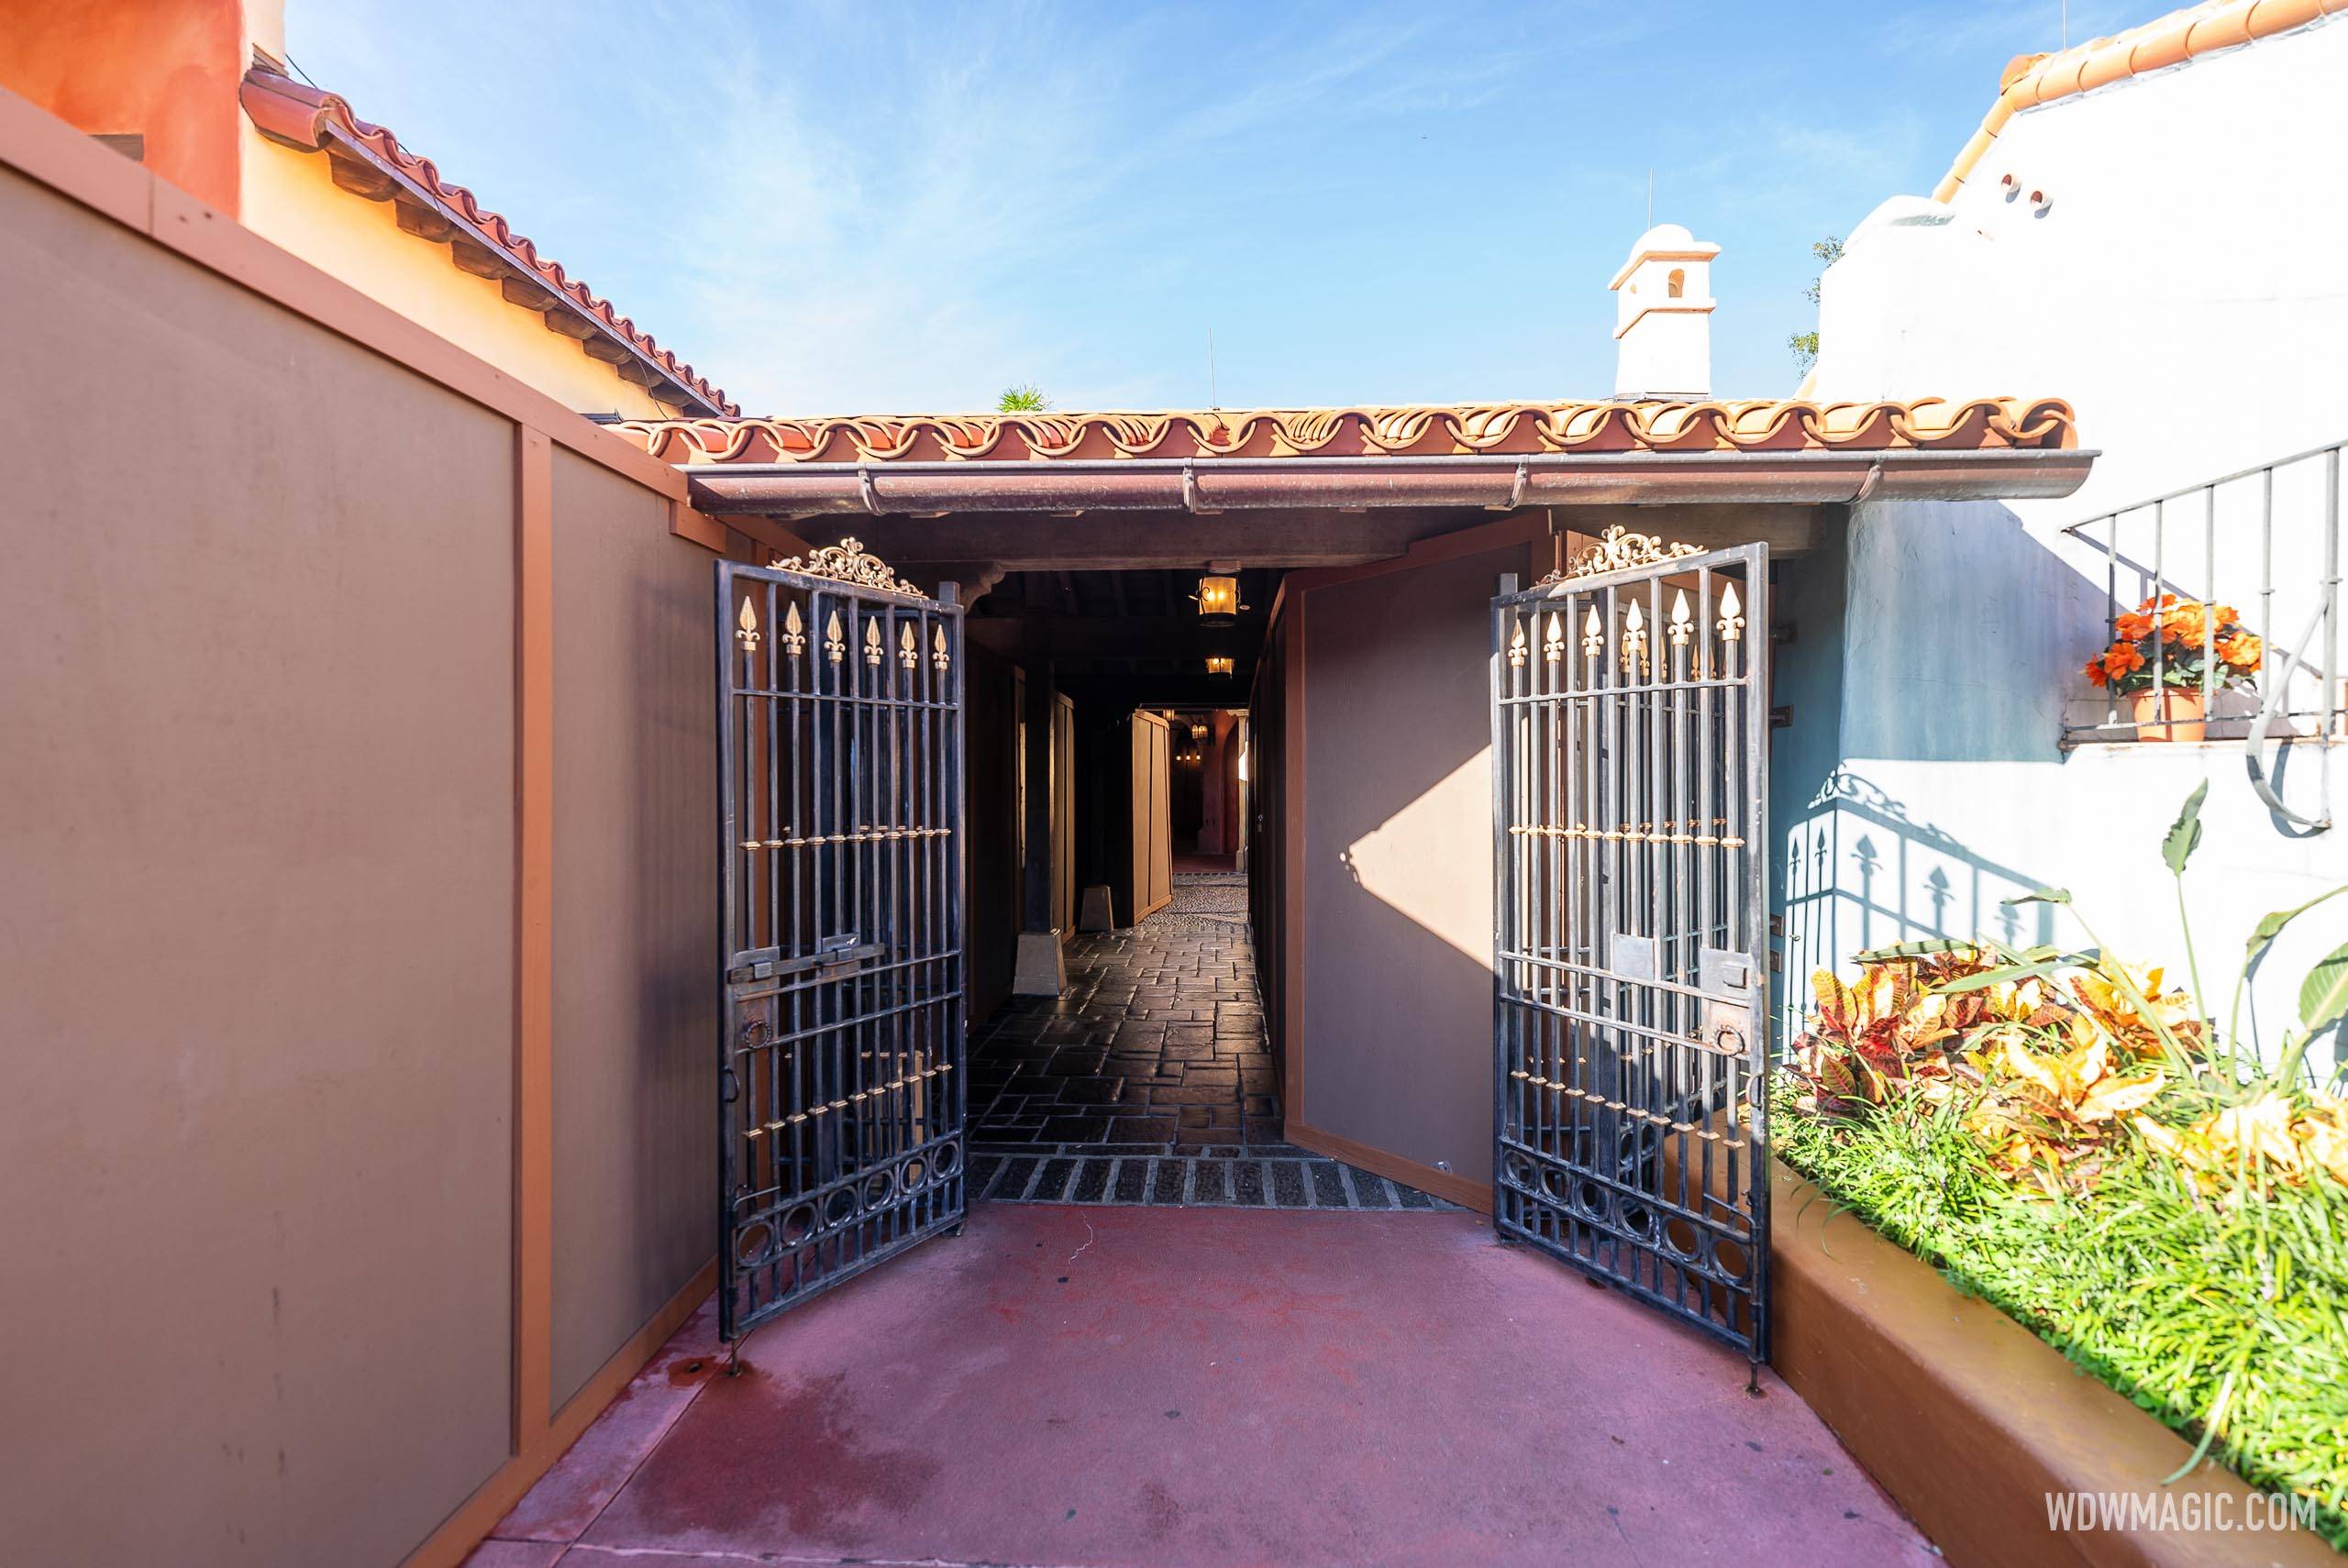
[2061, 438, 2343, 828]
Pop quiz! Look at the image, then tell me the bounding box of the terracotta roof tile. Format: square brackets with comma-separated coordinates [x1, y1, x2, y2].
[615, 397, 2077, 467]
[1935, 0, 2345, 200]
[239, 66, 735, 415]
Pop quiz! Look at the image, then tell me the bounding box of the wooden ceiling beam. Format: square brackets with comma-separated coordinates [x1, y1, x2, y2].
[966, 619, 1269, 660]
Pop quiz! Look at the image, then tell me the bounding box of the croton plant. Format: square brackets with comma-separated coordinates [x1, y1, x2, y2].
[1790, 946, 2184, 1195]
[1787, 784, 2348, 1200]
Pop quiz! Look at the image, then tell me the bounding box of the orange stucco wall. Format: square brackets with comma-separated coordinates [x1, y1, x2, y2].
[0, 0, 249, 212]
[238, 127, 677, 419]
[1, 0, 681, 420]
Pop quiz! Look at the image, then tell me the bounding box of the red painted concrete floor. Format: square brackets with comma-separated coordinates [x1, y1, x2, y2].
[470, 1205, 1932, 1568]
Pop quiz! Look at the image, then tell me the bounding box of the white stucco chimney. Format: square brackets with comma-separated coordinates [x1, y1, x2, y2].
[1610, 223, 1720, 400]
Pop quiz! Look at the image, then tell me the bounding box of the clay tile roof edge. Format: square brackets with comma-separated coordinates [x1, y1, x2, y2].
[238, 65, 736, 416]
[609, 396, 2077, 468]
[1933, 0, 2346, 202]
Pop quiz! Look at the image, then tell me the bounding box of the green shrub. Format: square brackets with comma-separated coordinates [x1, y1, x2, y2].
[1777, 1085, 2348, 1551]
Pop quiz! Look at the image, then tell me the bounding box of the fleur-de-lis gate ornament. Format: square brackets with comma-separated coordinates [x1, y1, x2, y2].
[713, 539, 965, 1349]
[1489, 536, 1772, 1379]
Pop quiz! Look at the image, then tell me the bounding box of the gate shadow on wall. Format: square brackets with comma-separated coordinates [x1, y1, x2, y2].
[1777, 767, 2055, 1039]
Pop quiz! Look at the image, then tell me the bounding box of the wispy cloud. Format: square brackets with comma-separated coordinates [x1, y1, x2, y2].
[283, 0, 2037, 412]
[1874, 0, 2142, 65]
[648, 1, 1566, 413]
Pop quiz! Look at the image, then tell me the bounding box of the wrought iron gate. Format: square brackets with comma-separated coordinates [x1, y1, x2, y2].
[717, 541, 966, 1342]
[1490, 529, 1770, 1364]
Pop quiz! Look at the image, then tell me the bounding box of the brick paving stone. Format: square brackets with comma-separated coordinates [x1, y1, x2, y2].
[1191, 1159, 1233, 1205]
[1069, 1160, 1113, 1203]
[1148, 1159, 1187, 1204]
[1271, 1161, 1309, 1207]
[993, 1155, 1039, 1199]
[1309, 1162, 1350, 1208]
[1031, 1157, 1077, 1202]
[1111, 1159, 1149, 1203]
[1232, 1160, 1268, 1206]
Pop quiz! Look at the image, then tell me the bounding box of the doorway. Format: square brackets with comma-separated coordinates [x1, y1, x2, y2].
[1164, 706, 1244, 872]
[958, 646, 1443, 1209]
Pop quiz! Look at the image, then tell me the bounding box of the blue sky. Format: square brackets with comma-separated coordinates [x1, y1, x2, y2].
[283, 0, 2132, 414]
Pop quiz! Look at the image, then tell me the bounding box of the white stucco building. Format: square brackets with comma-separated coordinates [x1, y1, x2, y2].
[1789, 0, 2348, 1066]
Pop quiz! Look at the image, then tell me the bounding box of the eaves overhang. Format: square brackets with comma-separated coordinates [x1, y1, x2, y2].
[239, 66, 735, 416]
[618, 395, 2088, 518]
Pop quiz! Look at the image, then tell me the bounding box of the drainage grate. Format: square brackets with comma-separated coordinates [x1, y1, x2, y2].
[970, 1151, 1454, 1210]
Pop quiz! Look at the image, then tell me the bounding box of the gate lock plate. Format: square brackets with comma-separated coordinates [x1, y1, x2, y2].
[1699, 946, 1757, 1049]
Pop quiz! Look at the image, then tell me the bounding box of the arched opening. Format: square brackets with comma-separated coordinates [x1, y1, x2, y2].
[1667, 268, 1686, 298]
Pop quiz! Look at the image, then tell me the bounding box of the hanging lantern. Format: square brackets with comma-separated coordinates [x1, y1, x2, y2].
[1192, 573, 1245, 628]
[1206, 656, 1235, 679]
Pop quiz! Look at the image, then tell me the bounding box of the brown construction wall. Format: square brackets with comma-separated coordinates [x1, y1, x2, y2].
[0, 160, 517, 1565]
[1, 94, 727, 1568]
[1285, 530, 1535, 1204]
[965, 645, 1020, 1022]
[548, 449, 720, 1408]
[1246, 613, 1295, 1111]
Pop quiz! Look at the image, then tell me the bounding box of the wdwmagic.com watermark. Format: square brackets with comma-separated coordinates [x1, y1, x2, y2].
[2044, 1490, 2323, 1535]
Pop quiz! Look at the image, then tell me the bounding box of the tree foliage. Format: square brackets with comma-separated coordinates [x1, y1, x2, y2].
[1789, 234, 1844, 374]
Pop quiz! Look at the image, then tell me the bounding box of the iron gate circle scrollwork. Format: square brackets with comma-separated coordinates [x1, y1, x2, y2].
[1490, 540, 1771, 1366]
[717, 549, 967, 1342]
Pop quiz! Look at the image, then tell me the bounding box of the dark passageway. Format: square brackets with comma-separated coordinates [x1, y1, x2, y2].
[965, 877, 1453, 1209]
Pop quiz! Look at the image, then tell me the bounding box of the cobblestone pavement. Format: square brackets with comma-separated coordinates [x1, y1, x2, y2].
[969, 882, 1452, 1209]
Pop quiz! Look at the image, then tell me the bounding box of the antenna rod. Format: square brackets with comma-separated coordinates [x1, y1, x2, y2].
[1645, 170, 1654, 228]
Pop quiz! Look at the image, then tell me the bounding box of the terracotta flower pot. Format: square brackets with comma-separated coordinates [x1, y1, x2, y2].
[2131, 687, 2206, 742]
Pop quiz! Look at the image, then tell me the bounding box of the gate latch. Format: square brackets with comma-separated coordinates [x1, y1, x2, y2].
[1701, 950, 1754, 992]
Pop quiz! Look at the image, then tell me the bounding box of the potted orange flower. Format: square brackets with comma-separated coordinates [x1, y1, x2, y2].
[2082, 594, 2261, 741]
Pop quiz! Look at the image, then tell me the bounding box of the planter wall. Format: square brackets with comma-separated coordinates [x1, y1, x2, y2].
[1770, 1161, 2336, 1567]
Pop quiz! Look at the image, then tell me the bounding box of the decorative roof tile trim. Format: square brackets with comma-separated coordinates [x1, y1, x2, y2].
[239, 66, 736, 416]
[612, 397, 2077, 468]
[1934, 0, 2345, 201]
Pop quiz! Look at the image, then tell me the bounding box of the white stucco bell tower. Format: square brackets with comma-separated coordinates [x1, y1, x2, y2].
[1610, 222, 1720, 399]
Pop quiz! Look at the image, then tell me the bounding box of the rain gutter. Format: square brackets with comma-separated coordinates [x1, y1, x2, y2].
[681, 447, 2096, 518]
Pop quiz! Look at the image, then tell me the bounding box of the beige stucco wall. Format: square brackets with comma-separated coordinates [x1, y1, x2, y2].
[238, 125, 677, 420]
[0, 163, 517, 1564]
[548, 448, 720, 1408]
